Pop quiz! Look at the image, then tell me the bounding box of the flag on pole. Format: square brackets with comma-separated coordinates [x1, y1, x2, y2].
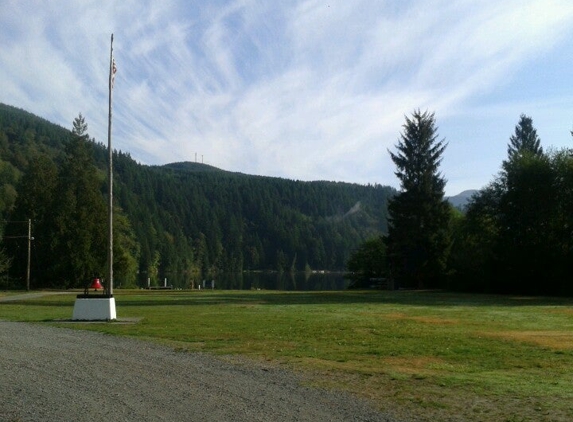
[111, 58, 117, 89]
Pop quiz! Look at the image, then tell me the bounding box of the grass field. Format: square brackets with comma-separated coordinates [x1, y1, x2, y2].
[1, 289, 572, 421]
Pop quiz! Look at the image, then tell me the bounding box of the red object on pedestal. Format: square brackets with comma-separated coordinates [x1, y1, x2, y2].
[90, 278, 103, 291]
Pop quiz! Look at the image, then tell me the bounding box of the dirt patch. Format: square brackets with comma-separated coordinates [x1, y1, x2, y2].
[482, 331, 573, 350]
[381, 356, 446, 376]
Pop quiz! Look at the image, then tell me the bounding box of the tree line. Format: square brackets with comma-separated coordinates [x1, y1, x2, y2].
[4, 102, 570, 296]
[0, 103, 393, 289]
[348, 111, 573, 296]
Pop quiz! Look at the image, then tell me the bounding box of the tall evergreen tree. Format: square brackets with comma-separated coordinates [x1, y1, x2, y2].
[497, 115, 549, 293]
[507, 114, 543, 161]
[498, 152, 555, 294]
[50, 114, 107, 287]
[386, 110, 451, 289]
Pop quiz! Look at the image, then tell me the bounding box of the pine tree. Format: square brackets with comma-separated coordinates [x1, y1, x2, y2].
[507, 114, 543, 161]
[50, 114, 107, 287]
[386, 110, 451, 289]
[498, 153, 555, 294]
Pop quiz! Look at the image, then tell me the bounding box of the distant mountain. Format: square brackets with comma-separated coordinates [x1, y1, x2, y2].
[0, 102, 396, 288]
[447, 190, 478, 210]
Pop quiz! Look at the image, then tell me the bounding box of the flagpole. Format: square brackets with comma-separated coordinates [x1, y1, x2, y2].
[71, 34, 116, 320]
[107, 33, 114, 298]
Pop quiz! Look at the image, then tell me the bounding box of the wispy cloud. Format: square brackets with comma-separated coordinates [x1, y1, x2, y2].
[1, 0, 573, 194]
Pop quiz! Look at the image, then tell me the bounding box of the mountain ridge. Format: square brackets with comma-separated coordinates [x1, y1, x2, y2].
[447, 189, 478, 209]
[1, 102, 395, 287]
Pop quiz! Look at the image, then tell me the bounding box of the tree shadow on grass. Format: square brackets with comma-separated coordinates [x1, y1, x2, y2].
[112, 290, 573, 308]
[3, 290, 572, 310]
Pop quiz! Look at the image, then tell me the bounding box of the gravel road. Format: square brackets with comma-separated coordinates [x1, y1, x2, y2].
[0, 321, 399, 421]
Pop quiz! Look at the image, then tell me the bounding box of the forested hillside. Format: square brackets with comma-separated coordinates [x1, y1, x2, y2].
[0, 103, 394, 288]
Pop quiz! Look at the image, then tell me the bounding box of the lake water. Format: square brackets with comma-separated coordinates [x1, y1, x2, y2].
[168, 271, 350, 291]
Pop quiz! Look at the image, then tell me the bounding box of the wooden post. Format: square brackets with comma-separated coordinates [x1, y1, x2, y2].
[26, 219, 31, 291]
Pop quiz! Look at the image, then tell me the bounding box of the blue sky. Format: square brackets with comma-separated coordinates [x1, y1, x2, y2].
[1, 0, 573, 196]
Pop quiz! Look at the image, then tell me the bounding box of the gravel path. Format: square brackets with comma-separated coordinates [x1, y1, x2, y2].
[0, 321, 399, 421]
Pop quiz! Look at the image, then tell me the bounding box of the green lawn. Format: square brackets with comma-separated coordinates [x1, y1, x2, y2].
[1, 290, 572, 421]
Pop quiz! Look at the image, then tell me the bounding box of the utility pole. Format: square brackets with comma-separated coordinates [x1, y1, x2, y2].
[26, 219, 31, 291]
[2, 219, 33, 290]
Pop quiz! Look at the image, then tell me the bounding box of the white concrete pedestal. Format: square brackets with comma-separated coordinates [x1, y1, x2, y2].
[72, 297, 116, 321]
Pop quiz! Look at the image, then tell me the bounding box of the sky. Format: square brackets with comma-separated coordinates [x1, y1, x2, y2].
[1, 0, 573, 196]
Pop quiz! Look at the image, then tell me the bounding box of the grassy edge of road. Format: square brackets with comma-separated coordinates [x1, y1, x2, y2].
[1, 289, 572, 422]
